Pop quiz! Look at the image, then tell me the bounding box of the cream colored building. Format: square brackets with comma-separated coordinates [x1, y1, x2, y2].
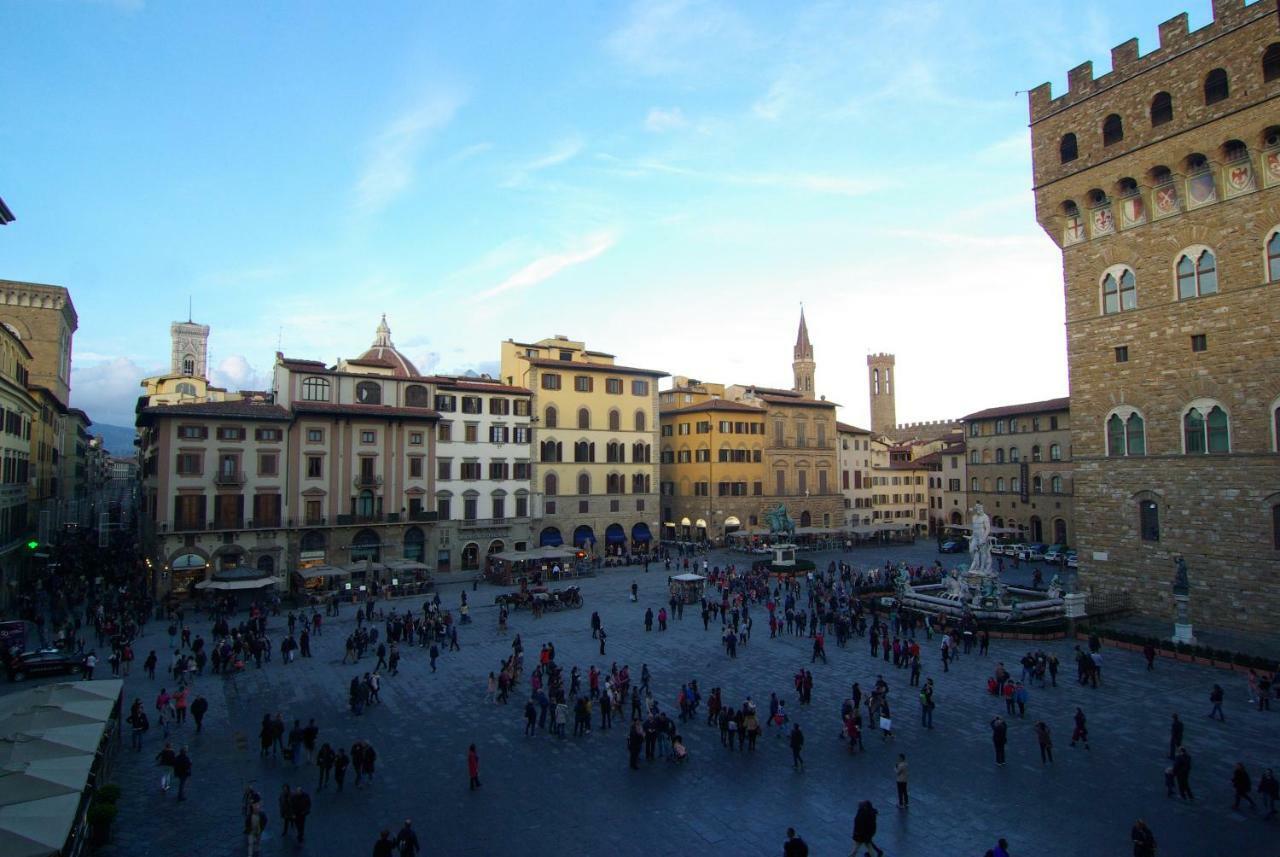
[499, 335, 664, 553]
[837, 422, 874, 527]
[0, 323, 34, 609]
[869, 438, 929, 536]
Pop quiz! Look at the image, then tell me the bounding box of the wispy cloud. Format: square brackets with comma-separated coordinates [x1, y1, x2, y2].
[477, 231, 617, 300]
[606, 0, 754, 77]
[619, 158, 887, 198]
[644, 107, 688, 132]
[503, 138, 585, 188]
[355, 91, 464, 213]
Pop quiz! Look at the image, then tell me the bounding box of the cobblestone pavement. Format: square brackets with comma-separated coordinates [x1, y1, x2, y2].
[22, 544, 1274, 857]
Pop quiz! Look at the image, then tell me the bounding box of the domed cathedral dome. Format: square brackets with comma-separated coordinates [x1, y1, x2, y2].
[352, 314, 419, 377]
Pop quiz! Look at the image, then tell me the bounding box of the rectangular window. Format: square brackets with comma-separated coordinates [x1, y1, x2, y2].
[798, 470, 808, 493]
[409, 457, 424, 478]
[818, 470, 828, 493]
[492, 496, 505, 519]
[695, 448, 710, 463]
[1031, 418, 1040, 432]
[306, 428, 323, 443]
[631, 380, 649, 396]
[306, 456, 323, 478]
[489, 425, 510, 444]
[558, 350, 572, 361]
[513, 462, 530, 480]
[488, 398, 510, 415]
[578, 499, 589, 513]
[574, 375, 593, 393]
[178, 425, 208, 440]
[438, 459, 452, 480]
[173, 494, 205, 530]
[544, 500, 556, 515]
[215, 426, 245, 441]
[305, 500, 322, 525]
[1190, 334, 1207, 353]
[513, 426, 530, 444]
[464, 424, 478, 443]
[753, 481, 763, 496]
[438, 422, 452, 442]
[488, 461, 509, 480]
[776, 470, 786, 495]
[460, 462, 481, 480]
[1114, 346, 1128, 363]
[434, 394, 456, 412]
[513, 399, 530, 416]
[176, 453, 202, 475]
[254, 427, 282, 442]
[252, 494, 282, 528]
[437, 496, 452, 519]
[515, 495, 528, 517]
[541, 373, 562, 390]
[461, 396, 482, 414]
[258, 453, 278, 477]
[409, 431, 424, 445]
[1139, 500, 1160, 541]
[1049, 416, 1059, 430]
[606, 378, 623, 395]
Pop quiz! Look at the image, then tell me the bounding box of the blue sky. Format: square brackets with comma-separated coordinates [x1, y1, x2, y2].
[0, 1, 1218, 427]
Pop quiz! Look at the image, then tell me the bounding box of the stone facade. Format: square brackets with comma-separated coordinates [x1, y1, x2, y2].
[1029, 0, 1280, 631]
[867, 353, 896, 438]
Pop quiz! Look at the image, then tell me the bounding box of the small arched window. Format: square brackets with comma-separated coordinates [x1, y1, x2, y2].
[182, 356, 195, 376]
[970, 477, 979, 492]
[1049, 443, 1062, 461]
[1031, 445, 1041, 462]
[577, 473, 591, 495]
[1101, 266, 1137, 315]
[1150, 91, 1173, 126]
[1102, 114, 1123, 146]
[634, 410, 646, 432]
[1032, 475, 1043, 493]
[969, 450, 979, 465]
[577, 408, 590, 430]
[355, 381, 382, 405]
[1060, 133, 1078, 164]
[1139, 499, 1160, 541]
[1009, 446, 1020, 463]
[544, 473, 558, 496]
[544, 406, 558, 428]
[301, 376, 330, 402]
[1267, 230, 1280, 283]
[1263, 43, 1280, 83]
[1183, 402, 1230, 454]
[1051, 475, 1064, 494]
[1106, 408, 1146, 457]
[1204, 68, 1229, 105]
[405, 384, 430, 407]
[608, 409, 620, 432]
[1176, 248, 1218, 300]
[995, 477, 1005, 492]
[995, 448, 1005, 464]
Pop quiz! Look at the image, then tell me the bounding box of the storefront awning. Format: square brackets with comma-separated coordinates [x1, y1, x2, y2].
[194, 578, 277, 591]
[292, 565, 349, 581]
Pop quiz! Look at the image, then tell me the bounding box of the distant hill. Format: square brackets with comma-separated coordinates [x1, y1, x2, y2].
[92, 423, 137, 458]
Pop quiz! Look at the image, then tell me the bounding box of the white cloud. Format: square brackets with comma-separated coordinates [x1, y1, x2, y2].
[209, 355, 272, 393]
[355, 91, 464, 212]
[477, 231, 617, 300]
[524, 138, 583, 171]
[644, 107, 688, 132]
[70, 357, 157, 426]
[606, 0, 754, 76]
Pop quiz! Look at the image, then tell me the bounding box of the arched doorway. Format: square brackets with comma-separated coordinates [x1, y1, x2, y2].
[461, 542, 480, 571]
[256, 555, 275, 574]
[169, 552, 208, 594]
[694, 518, 707, 541]
[799, 510, 812, 528]
[300, 530, 326, 553]
[723, 516, 741, 535]
[539, 527, 563, 547]
[403, 526, 425, 562]
[487, 539, 505, 557]
[949, 511, 963, 525]
[604, 523, 626, 553]
[993, 516, 1005, 528]
[1053, 518, 1068, 545]
[351, 528, 380, 562]
[1029, 516, 1043, 542]
[680, 517, 692, 540]
[573, 525, 595, 549]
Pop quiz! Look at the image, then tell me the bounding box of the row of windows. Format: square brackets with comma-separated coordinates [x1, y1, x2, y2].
[1100, 399, 1280, 457]
[543, 406, 647, 432]
[1094, 238, 1279, 315]
[543, 472, 652, 496]
[432, 394, 530, 416]
[1058, 49, 1280, 164]
[538, 440, 653, 463]
[970, 474, 1065, 494]
[0, 408, 30, 440]
[969, 444, 1064, 465]
[969, 415, 1060, 437]
[436, 493, 531, 522]
[660, 420, 765, 437]
[438, 460, 531, 481]
[540, 373, 650, 397]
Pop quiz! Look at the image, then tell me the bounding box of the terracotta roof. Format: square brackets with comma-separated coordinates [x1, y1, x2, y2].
[354, 316, 419, 378]
[279, 356, 333, 373]
[138, 401, 293, 422]
[293, 402, 439, 421]
[962, 397, 1070, 422]
[424, 375, 531, 394]
[757, 394, 839, 408]
[525, 358, 667, 378]
[660, 400, 763, 416]
[837, 421, 870, 434]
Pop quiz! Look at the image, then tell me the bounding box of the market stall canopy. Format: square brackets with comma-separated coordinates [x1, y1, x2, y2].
[384, 560, 428, 574]
[671, 573, 707, 583]
[194, 578, 277, 591]
[293, 565, 349, 581]
[342, 561, 388, 576]
[491, 546, 577, 563]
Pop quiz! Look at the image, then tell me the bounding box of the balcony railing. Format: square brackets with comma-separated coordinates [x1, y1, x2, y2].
[353, 475, 384, 489]
[459, 516, 530, 529]
[214, 470, 246, 486]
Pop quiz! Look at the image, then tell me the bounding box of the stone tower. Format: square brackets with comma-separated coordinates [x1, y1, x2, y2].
[867, 353, 896, 437]
[170, 320, 210, 379]
[792, 308, 815, 399]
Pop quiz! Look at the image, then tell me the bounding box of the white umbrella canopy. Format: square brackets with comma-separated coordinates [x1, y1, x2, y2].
[0, 792, 83, 857]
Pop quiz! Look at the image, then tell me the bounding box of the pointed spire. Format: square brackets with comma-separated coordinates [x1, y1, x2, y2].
[373, 314, 393, 347]
[794, 306, 812, 359]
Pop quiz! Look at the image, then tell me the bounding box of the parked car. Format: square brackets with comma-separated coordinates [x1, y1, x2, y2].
[1002, 543, 1026, 559]
[6, 648, 85, 682]
[1065, 550, 1078, 569]
[938, 539, 966, 554]
[1017, 543, 1049, 562]
[1043, 545, 1069, 564]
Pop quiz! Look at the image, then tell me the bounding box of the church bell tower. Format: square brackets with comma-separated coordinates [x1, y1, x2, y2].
[792, 308, 815, 399]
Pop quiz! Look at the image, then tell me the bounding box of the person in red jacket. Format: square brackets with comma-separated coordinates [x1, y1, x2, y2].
[467, 744, 481, 790]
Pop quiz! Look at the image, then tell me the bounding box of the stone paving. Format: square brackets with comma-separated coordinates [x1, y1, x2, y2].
[16, 543, 1276, 857]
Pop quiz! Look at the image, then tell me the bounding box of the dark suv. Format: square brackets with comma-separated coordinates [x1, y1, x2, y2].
[6, 648, 86, 682]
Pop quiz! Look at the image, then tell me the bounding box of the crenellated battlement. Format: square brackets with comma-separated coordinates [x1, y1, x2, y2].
[866, 353, 895, 363]
[896, 419, 959, 431]
[1028, 0, 1267, 123]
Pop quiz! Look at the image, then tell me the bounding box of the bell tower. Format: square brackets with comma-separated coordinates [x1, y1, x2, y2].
[867, 353, 896, 437]
[170, 319, 210, 379]
[792, 308, 815, 399]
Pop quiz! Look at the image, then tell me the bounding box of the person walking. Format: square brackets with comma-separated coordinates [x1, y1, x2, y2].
[919, 679, 934, 729]
[1208, 684, 1226, 722]
[316, 743, 335, 790]
[372, 830, 396, 857]
[155, 741, 176, 793]
[850, 800, 884, 857]
[1035, 720, 1053, 764]
[894, 754, 909, 808]
[396, 820, 421, 857]
[991, 716, 1008, 766]
[287, 786, 310, 844]
[782, 827, 809, 857]
[172, 746, 192, 801]
[190, 695, 208, 733]
[1258, 768, 1279, 818]
[789, 723, 805, 770]
[1130, 819, 1156, 857]
[1168, 712, 1183, 760]
[1232, 762, 1258, 811]
[1173, 747, 1194, 800]
[244, 799, 266, 857]
[333, 747, 350, 792]
[279, 784, 295, 840]
[1070, 707, 1089, 749]
[467, 744, 481, 790]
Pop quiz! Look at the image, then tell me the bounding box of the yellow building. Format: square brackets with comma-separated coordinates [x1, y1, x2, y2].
[499, 336, 665, 553]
